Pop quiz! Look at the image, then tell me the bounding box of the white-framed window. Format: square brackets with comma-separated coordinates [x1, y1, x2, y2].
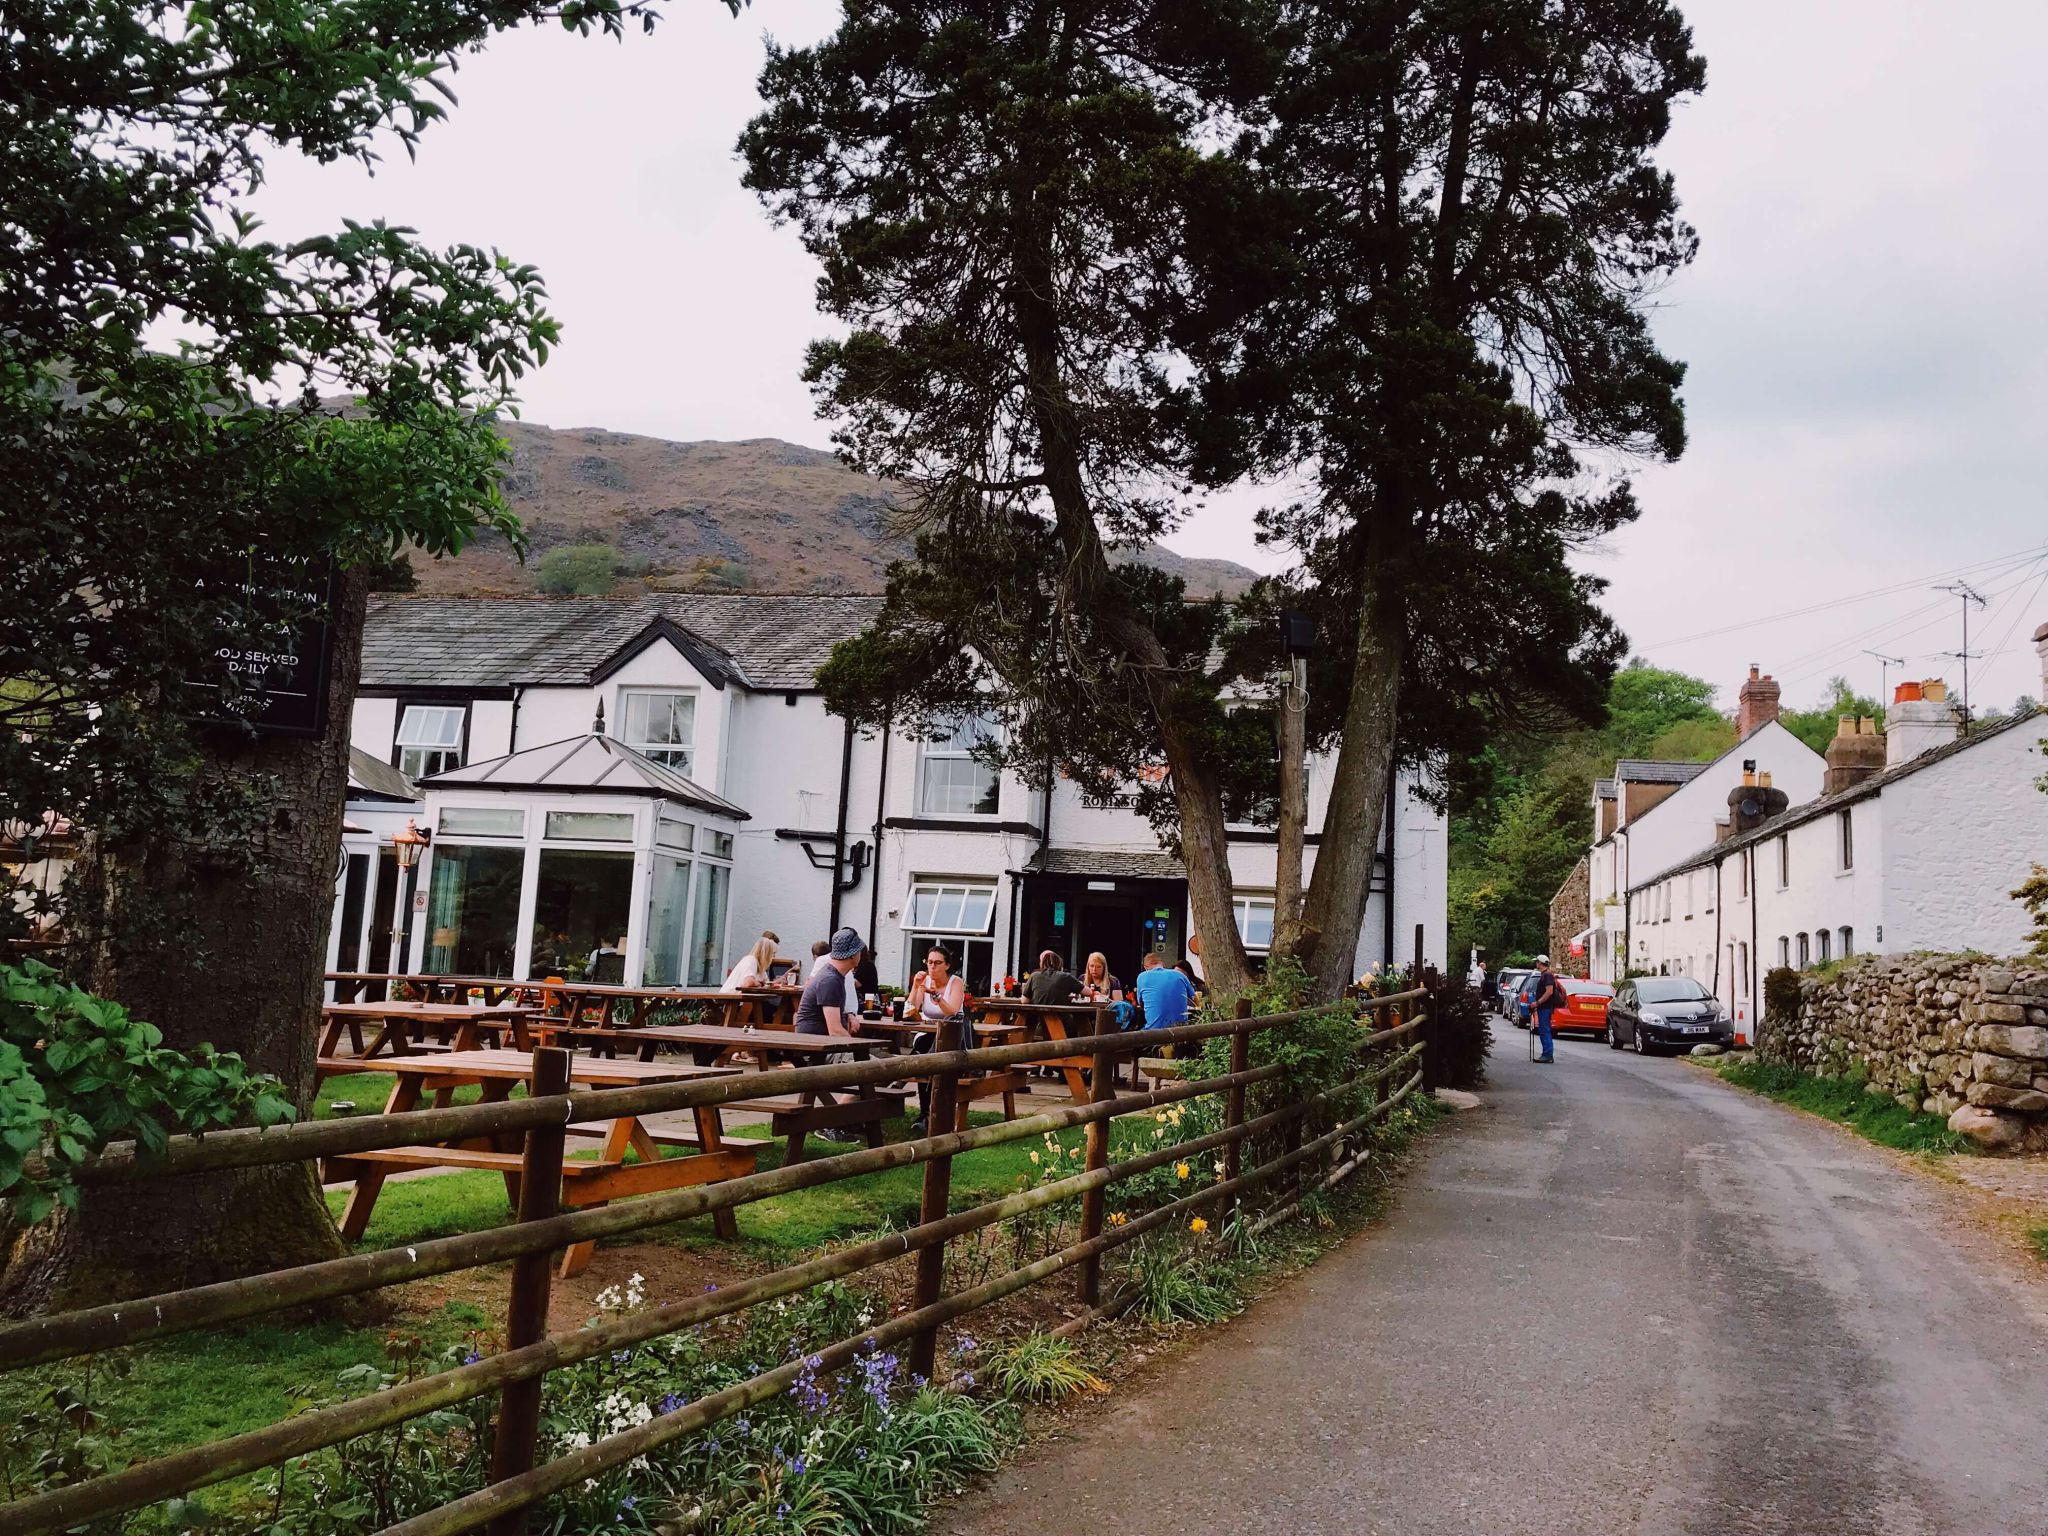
[437, 806, 524, 840]
[905, 879, 998, 994]
[396, 703, 465, 779]
[1737, 849, 1750, 899]
[1777, 936, 1790, 968]
[544, 810, 635, 843]
[1776, 835, 1790, 890]
[1816, 929, 1831, 964]
[907, 881, 997, 935]
[618, 689, 696, 773]
[1796, 932, 1810, 967]
[918, 715, 1000, 817]
[1233, 894, 1276, 952]
[1837, 809, 1854, 872]
[1737, 942, 1749, 996]
[1840, 926, 1854, 957]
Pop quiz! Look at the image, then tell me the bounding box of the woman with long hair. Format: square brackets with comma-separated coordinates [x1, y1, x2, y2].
[722, 930, 781, 991]
[1080, 951, 1122, 1002]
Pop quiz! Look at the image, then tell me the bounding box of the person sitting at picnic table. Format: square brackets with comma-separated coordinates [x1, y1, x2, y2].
[904, 943, 968, 1134]
[1079, 951, 1123, 1002]
[1024, 949, 1082, 1006]
[585, 933, 627, 983]
[794, 926, 867, 1140]
[722, 931, 781, 992]
[853, 945, 882, 1011]
[1132, 950, 1197, 1031]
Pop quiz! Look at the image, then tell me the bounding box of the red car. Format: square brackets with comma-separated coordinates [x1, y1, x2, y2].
[1514, 976, 1614, 1037]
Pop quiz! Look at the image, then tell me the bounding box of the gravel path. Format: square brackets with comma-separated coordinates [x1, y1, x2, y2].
[936, 1033, 2048, 1536]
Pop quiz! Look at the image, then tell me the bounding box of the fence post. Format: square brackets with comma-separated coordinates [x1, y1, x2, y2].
[909, 1015, 963, 1379]
[1419, 962, 1440, 1091]
[485, 1045, 571, 1536]
[1223, 997, 1252, 1205]
[1076, 1005, 1115, 1306]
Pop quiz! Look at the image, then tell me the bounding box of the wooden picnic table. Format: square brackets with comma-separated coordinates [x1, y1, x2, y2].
[532, 1020, 907, 1163]
[326, 972, 532, 1006]
[973, 1000, 1123, 1104]
[324, 1048, 754, 1276]
[854, 1011, 1038, 1128]
[317, 1001, 539, 1083]
[533, 982, 790, 1031]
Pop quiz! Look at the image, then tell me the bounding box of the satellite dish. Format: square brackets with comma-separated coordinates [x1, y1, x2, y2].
[1739, 796, 1761, 818]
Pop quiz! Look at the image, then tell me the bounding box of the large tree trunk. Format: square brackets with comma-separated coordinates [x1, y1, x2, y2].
[1157, 713, 1253, 999]
[1, 568, 367, 1313]
[1290, 548, 1406, 1003]
[1272, 659, 1308, 956]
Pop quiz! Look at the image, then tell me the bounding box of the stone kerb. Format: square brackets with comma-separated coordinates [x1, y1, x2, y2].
[1755, 955, 2048, 1152]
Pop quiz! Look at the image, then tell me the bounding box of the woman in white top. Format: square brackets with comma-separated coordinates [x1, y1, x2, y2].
[722, 931, 780, 992]
[904, 945, 967, 1131]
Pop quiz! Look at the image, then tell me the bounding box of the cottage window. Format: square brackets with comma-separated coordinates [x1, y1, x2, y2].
[1796, 932, 1810, 967]
[1816, 929, 1831, 964]
[918, 715, 1000, 817]
[396, 703, 465, 779]
[1837, 809, 1853, 872]
[1777, 936, 1790, 968]
[1737, 943, 1749, 996]
[1840, 926, 1854, 957]
[1776, 835, 1790, 890]
[1737, 849, 1750, 898]
[1233, 895, 1277, 953]
[618, 689, 696, 774]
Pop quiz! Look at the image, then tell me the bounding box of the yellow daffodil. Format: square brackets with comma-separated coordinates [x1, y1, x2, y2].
[1174, 1161, 1191, 1180]
[1029, 1150, 1040, 1164]
[1189, 1217, 1209, 1234]
[1108, 1211, 1128, 1226]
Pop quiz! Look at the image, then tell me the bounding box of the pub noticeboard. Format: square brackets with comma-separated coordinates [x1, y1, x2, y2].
[194, 553, 338, 737]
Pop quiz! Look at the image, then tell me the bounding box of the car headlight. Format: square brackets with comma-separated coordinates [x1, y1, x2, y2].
[1638, 1008, 1663, 1024]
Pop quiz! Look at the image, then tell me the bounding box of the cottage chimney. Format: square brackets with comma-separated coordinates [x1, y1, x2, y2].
[1737, 665, 1782, 738]
[1727, 765, 1790, 834]
[1885, 679, 1960, 768]
[2033, 619, 2048, 699]
[1823, 713, 1887, 794]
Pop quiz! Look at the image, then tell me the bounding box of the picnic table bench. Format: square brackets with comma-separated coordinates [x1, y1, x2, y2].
[530, 982, 795, 1031]
[974, 1000, 1121, 1105]
[857, 1013, 1035, 1129]
[317, 1002, 538, 1087]
[532, 1020, 910, 1162]
[323, 1048, 754, 1276]
[325, 973, 531, 1006]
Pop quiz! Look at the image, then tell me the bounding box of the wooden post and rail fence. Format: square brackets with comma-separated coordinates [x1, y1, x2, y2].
[0, 987, 1435, 1536]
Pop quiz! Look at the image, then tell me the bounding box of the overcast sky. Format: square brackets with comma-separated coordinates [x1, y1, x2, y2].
[253, 0, 2048, 716]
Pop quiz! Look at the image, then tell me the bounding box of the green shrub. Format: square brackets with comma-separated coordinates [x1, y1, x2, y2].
[983, 1333, 1105, 1403]
[1423, 970, 1489, 1089]
[1716, 1058, 1965, 1155]
[1762, 965, 1803, 1026]
[533, 543, 644, 595]
[0, 960, 294, 1221]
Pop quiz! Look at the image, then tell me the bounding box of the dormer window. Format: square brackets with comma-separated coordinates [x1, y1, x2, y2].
[619, 689, 695, 774]
[395, 703, 465, 779]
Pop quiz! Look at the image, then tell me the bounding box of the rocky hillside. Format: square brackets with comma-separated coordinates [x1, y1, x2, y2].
[406, 421, 1260, 599]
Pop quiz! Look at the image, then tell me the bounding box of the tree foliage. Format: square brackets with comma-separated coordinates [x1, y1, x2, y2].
[745, 0, 1705, 997]
[534, 543, 644, 595]
[1778, 676, 1883, 755]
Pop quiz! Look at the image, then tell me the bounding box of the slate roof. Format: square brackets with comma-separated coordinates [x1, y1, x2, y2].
[649, 594, 883, 691]
[1594, 778, 1617, 800]
[1022, 847, 1187, 880]
[361, 594, 879, 694]
[347, 747, 419, 803]
[1630, 707, 2043, 893]
[1613, 759, 1711, 786]
[423, 732, 751, 819]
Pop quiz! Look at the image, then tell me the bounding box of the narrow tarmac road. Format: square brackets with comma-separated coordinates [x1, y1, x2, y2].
[937, 1030, 2048, 1536]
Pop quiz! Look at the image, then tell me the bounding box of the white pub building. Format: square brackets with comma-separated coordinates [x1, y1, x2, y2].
[332, 594, 1447, 994]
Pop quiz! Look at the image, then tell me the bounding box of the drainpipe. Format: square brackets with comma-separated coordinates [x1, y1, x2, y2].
[508, 685, 523, 752]
[828, 715, 856, 934]
[1711, 858, 1722, 996]
[1749, 840, 1761, 1038]
[1618, 827, 1631, 977]
[867, 716, 892, 941]
[1380, 758, 1397, 966]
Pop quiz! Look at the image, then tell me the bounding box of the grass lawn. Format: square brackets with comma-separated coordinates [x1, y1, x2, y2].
[1711, 1057, 1968, 1155]
[2029, 1227, 2048, 1265]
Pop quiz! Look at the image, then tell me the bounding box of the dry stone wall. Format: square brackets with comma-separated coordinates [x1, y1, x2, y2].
[1757, 954, 2048, 1152]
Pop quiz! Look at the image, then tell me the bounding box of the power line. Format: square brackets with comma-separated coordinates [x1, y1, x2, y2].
[1637, 541, 2047, 651]
[1778, 560, 2048, 690]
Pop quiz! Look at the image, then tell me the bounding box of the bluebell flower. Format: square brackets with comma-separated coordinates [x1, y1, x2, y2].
[658, 1393, 688, 1415]
[462, 1349, 482, 1366]
[619, 1496, 637, 1512]
[777, 1503, 790, 1520]
[792, 1456, 807, 1476]
[612, 1350, 633, 1364]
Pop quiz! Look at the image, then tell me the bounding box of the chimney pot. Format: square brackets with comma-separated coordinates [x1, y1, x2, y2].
[1922, 678, 1948, 703]
[1835, 715, 1856, 737]
[1758, 771, 1772, 789]
[1737, 666, 1783, 738]
[1895, 680, 1922, 704]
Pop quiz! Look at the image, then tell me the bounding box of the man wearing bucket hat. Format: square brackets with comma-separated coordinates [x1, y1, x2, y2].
[1527, 954, 1564, 1064]
[795, 927, 866, 1139]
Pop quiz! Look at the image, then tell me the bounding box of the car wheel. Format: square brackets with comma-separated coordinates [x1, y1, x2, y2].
[1634, 1030, 1652, 1056]
[1607, 1022, 1623, 1051]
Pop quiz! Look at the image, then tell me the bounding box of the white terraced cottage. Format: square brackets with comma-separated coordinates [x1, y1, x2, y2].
[332, 594, 1447, 995]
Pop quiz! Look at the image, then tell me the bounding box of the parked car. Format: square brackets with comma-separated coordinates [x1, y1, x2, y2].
[1607, 976, 1734, 1055]
[1495, 968, 1532, 1016]
[1512, 974, 1613, 1036]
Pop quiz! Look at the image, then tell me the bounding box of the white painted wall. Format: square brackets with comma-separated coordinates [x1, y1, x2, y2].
[1616, 721, 1825, 894]
[350, 695, 398, 761]
[1884, 722, 2047, 955]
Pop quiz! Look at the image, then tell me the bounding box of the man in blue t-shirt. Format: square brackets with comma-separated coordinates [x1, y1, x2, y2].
[1132, 951, 1196, 1030]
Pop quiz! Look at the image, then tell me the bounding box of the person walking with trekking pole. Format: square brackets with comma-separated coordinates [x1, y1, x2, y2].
[1529, 954, 1564, 1065]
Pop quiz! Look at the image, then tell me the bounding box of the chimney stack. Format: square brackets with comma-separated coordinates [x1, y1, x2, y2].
[2034, 619, 2047, 700]
[1823, 713, 1887, 794]
[1885, 679, 1961, 768]
[1727, 764, 1790, 835]
[1737, 665, 1782, 738]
